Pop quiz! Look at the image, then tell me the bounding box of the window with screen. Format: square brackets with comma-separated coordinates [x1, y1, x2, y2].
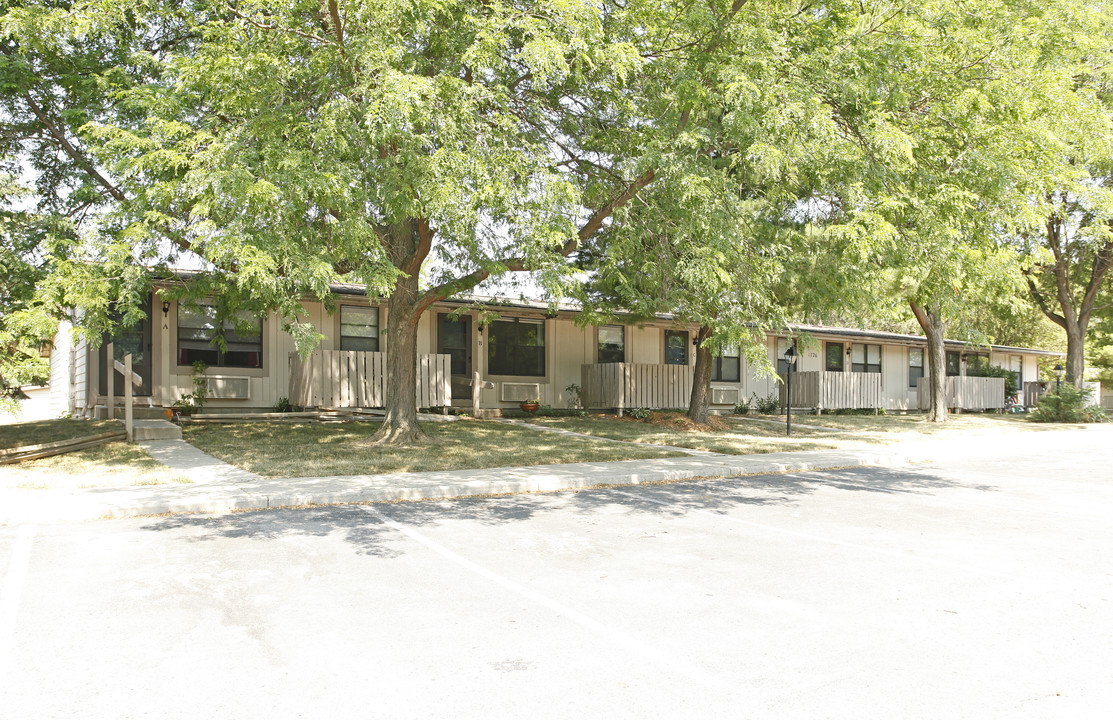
[598, 325, 625, 364]
[909, 348, 924, 388]
[178, 303, 262, 369]
[340, 306, 379, 352]
[945, 350, 961, 376]
[488, 318, 545, 376]
[826, 342, 845, 372]
[851, 343, 881, 373]
[712, 344, 740, 382]
[665, 330, 689, 365]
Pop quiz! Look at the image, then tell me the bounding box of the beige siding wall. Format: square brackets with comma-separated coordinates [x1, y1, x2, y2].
[101, 292, 1056, 412]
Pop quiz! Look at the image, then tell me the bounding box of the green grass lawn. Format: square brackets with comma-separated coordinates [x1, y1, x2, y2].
[528, 413, 845, 455]
[0, 418, 123, 450]
[0, 441, 191, 490]
[184, 419, 687, 477]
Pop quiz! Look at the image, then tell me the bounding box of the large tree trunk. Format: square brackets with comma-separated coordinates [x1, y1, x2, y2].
[370, 220, 432, 445]
[910, 300, 948, 423]
[687, 325, 714, 424]
[371, 270, 426, 445]
[1025, 212, 1113, 388]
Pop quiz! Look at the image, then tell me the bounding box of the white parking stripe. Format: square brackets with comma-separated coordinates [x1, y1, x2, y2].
[360, 505, 714, 687]
[611, 488, 1005, 577]
[1, 525, 37, 687]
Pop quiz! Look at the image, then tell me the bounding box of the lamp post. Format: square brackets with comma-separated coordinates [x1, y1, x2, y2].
[1054, 363, 1063, 394]
[784, 342, 798, 437]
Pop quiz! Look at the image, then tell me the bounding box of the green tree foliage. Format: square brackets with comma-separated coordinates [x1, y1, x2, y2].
[1010, 1, 1113, 387]
[0, 166, 52, 413]
[799, 0, 1096, 421]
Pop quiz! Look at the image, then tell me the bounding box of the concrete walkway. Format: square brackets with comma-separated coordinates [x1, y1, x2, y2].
[0, 434, 938, 523]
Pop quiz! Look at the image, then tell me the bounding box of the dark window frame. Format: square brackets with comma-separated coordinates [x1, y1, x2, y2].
[664, 329, 689, 366]
[965, 352, 990, 376]
[909, 347, 925, 388]
[851, 343, 881, 374]
[177, 302, 263, 369]
[339, 305, 380, 352]
[825, 342, 845, 372]
[712, 344, 740, 382]
[487, 317, 546, 377]
[945, 350, 961, 376]
[597, 325, 625, 364]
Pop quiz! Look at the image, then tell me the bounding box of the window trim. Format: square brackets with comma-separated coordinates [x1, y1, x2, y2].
[850, 343, 881, 374]
[176, 301, 264, 370]
[664, 329, 689, 366]
[339, 305, 380, 352]
[825, 342, 845, 372]
[711, 343, 740, 382]
[945, 350, 962, 376]
[909, 347, 925, 389]
[597, 324, 626, 364]
[486, 316, 547, 378]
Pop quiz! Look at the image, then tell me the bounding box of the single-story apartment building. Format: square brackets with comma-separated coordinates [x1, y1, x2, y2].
[43, 280, 1060, 418]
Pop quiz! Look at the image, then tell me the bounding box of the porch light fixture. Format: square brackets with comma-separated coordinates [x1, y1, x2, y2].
[783, 342, 798, 437]
[1054, 362, 1063, 393]
[162, 301, 170, 317]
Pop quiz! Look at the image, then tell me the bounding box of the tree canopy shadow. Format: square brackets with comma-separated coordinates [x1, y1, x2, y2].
[139, 464, 1000, 557]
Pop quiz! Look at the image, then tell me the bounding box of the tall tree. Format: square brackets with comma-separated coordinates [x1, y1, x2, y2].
[808, 0, 1067, 421]
[1009, 1, 1113, 387]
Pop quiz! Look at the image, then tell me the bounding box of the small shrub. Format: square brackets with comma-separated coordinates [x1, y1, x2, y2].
[831, 407, 884, 416]
[1029, 385, 1106, 423]
[628, 407, 651, 420]
[734, 397, 751, 415]
[565, 383, 582, 409]
[272, 396, 293, 413]
[752, 392, 780, 414]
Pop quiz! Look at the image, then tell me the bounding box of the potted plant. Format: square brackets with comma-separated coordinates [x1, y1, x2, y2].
[519, 398, 541, 413]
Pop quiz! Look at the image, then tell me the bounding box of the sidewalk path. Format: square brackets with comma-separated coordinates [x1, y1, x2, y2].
[0, 435, 936, 523]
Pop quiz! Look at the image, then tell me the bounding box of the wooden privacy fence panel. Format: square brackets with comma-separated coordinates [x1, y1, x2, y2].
[779, 371, 882, 410]
[289, 351, 450, 409]
[581, 363, 693, 412]
[1023, 381, 1048, 408]
[918, 376, 1005, 410]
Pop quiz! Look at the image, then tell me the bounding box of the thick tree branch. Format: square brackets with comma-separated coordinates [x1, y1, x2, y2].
[1024, 272, 1067, 329]
[23, 92, 126, 204]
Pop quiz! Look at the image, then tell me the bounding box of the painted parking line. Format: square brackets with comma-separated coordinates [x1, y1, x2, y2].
[360, 505, 714, 687]
[611, 487, 1006, 577]
[1, 525, 37, 688]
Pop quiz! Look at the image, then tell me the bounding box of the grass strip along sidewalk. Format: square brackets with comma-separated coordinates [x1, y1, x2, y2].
[184, 418, 687, 478]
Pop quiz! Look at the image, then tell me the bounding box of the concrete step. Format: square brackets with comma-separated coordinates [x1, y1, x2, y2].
[131, 419, 183, 441]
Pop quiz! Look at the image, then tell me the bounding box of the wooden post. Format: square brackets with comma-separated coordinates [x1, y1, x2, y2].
[124, 353, 134, 441]
[106, 341, 114, 421]
[472, 371, 481, 417]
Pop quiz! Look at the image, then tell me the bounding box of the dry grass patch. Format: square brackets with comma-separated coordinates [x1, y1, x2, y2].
[183, 419, 685, 477]
[0, 442, 191, 490]
[529, 411, 845, 455]
[0, 418, 122, 451]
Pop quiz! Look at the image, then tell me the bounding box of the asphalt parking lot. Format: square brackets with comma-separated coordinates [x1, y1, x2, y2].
[2, 427, 1112, 719]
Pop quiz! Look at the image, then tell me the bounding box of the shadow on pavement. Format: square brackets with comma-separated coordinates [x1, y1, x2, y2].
[139, 465, 999, 556]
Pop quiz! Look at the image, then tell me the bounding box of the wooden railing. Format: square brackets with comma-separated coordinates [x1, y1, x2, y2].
[581, 363, 693, 413]
[289, 350, 451, 409]
[918, 376, 1005, 410]
[105, 342, 143, 441]
[778, 370, 883, 410]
